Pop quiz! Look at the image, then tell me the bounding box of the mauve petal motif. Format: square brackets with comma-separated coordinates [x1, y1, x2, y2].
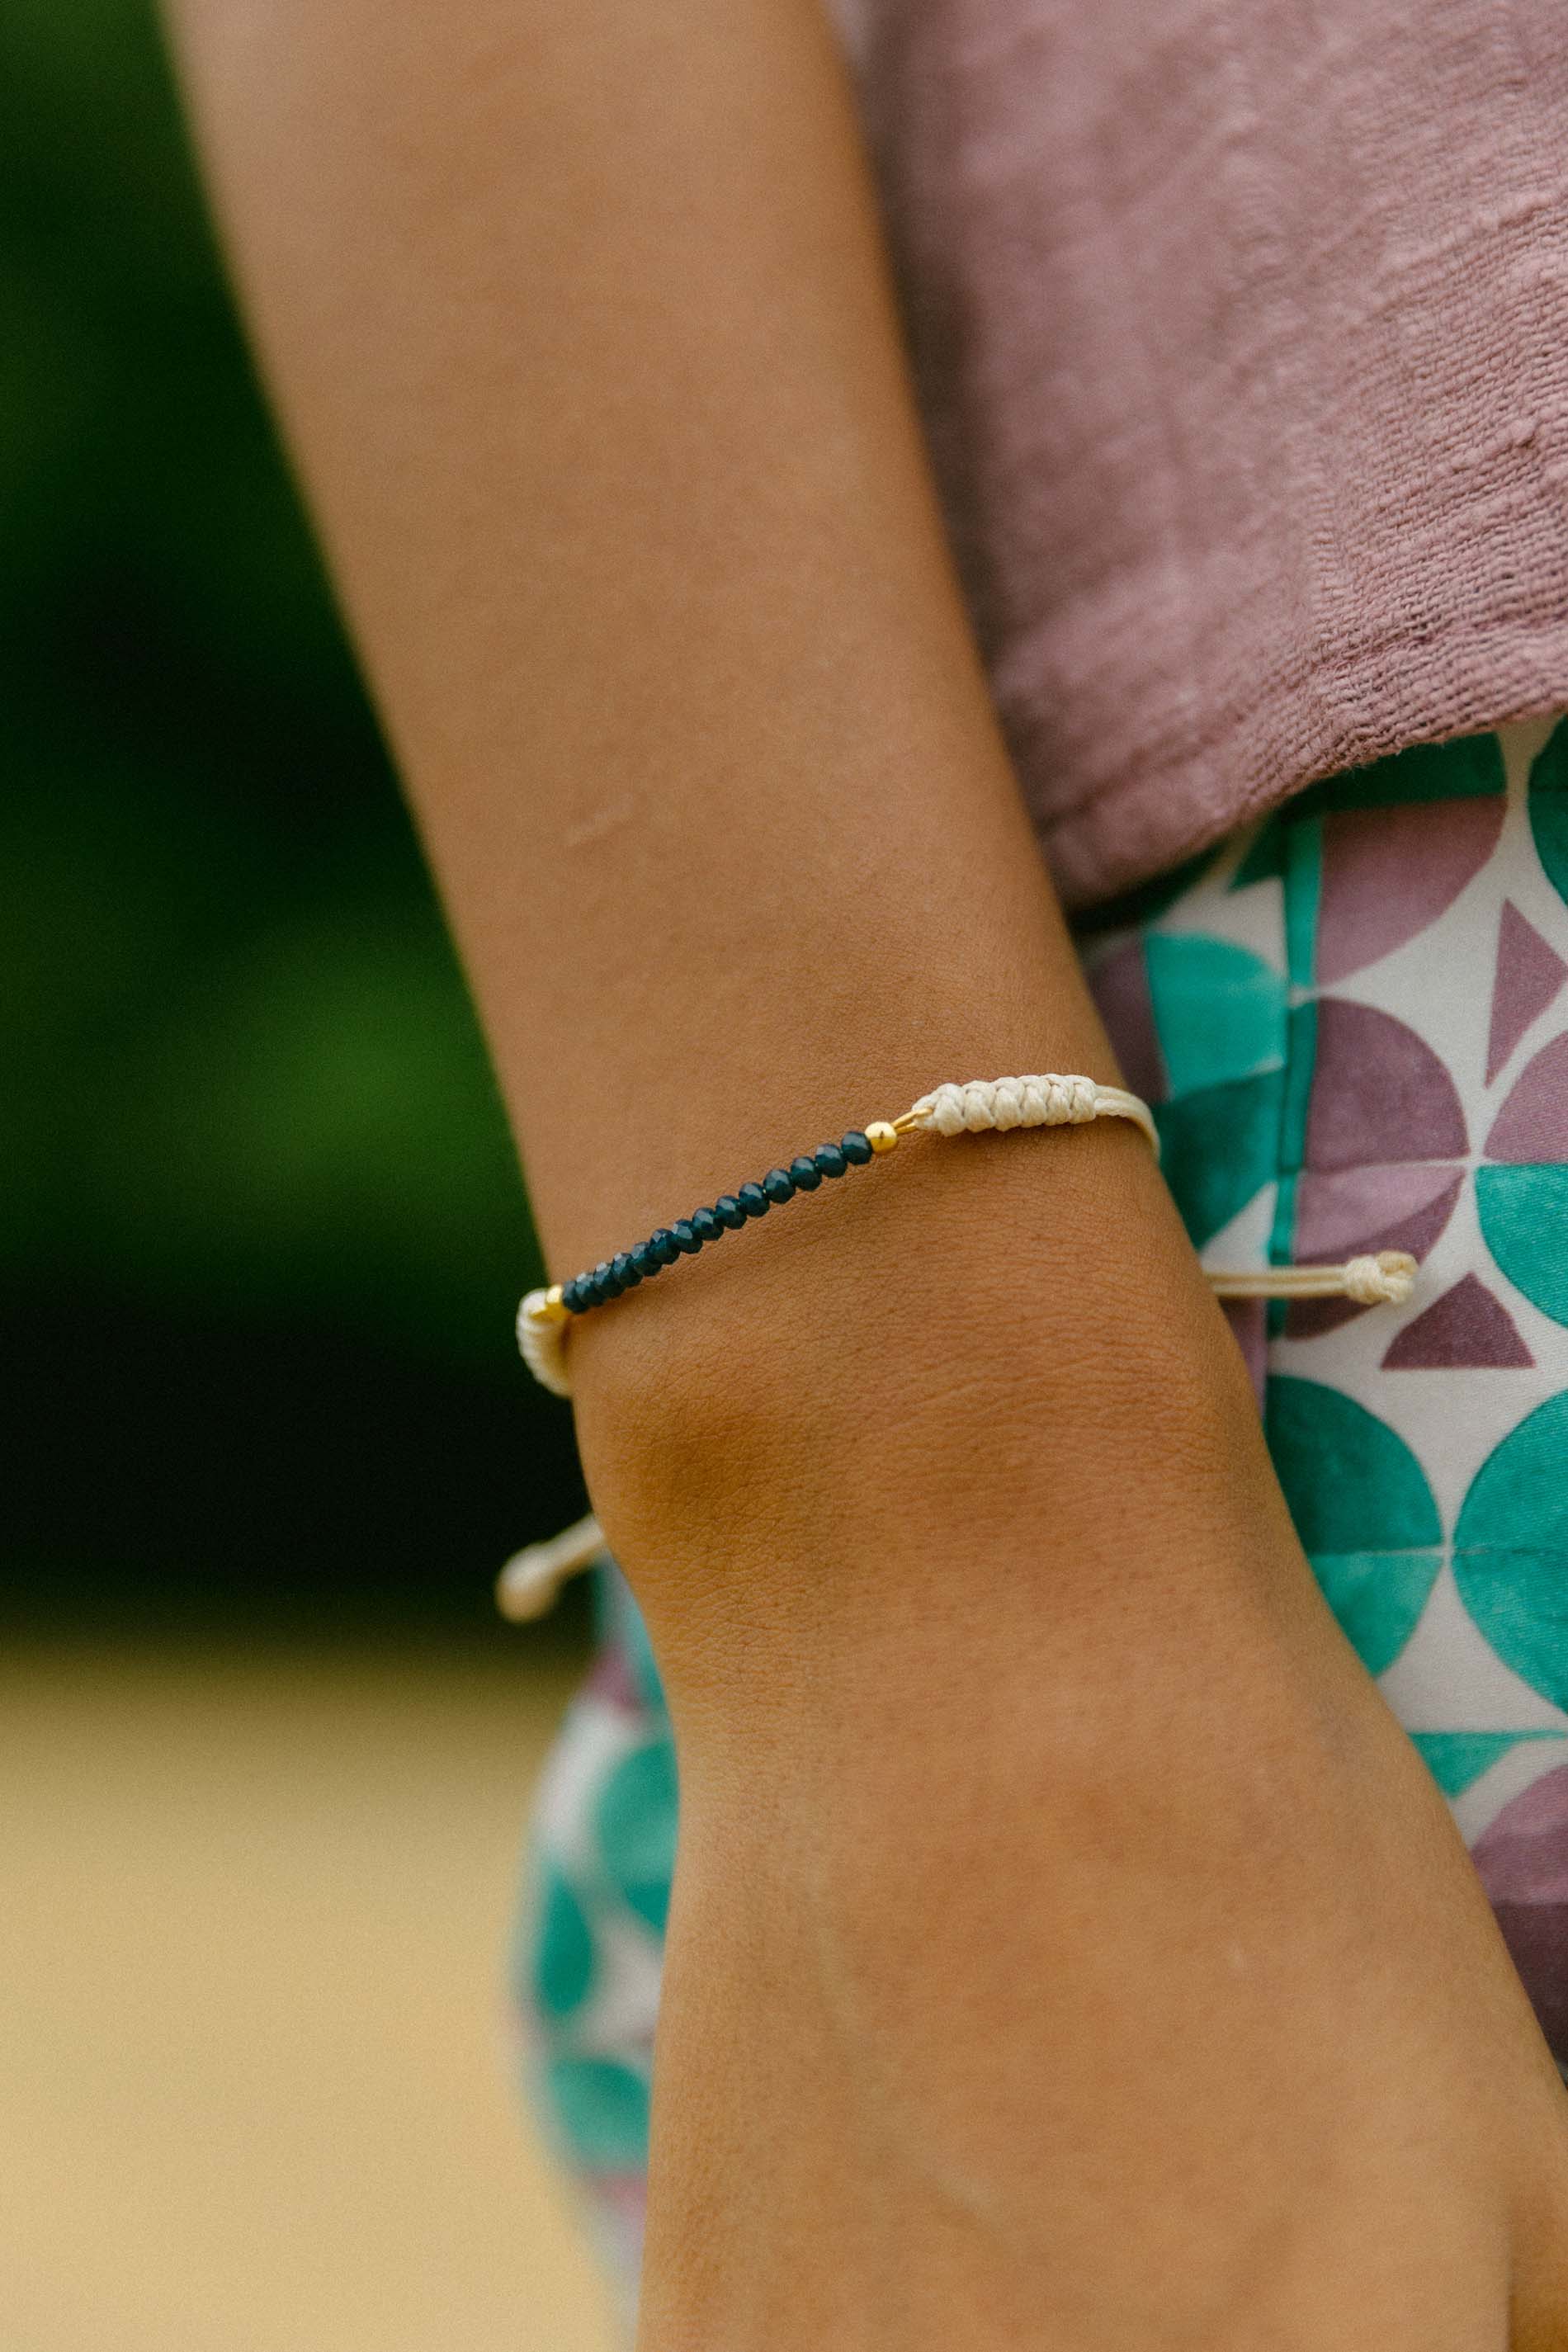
[587, 1634, 645, 1713]
[1381, 1273, 1533, 1370]
[1306, 999, 1467, 1171]
[1471, 1762, 1568, 2066]
[1086, 937, 1167, 1106]
[1485, 1030, 1568, 1162]
[1316, 796, 1506, 987]
[1292, 1163, 1463, 1263]
[1486, 903, 1567, 1084]
[1221, 1298, 1268, 1405]
[1287, 1165, 1463, 1338]
[585, 2170, 649, 2295]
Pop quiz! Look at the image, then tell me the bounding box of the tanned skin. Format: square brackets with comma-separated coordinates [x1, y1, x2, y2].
[168, 2, 1568, 2341]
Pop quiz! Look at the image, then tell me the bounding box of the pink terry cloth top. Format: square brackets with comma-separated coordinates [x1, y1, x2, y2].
[835, 0, 1568, 904]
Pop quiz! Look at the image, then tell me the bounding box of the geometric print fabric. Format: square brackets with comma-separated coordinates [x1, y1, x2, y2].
[519, 718, 1568, 2272]
[1083, 716, 1568, 2068]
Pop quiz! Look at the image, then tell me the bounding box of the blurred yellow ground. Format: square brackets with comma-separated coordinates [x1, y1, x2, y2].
[0, 1643, 621, 2352]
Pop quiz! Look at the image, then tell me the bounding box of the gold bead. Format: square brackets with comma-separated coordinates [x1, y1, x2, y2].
[866, 1121, 900, 1154]
[531, 1284, 570, 1325]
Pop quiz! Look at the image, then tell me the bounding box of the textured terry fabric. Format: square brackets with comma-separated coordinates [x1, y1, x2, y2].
[833, 0, 1568, 904]
[517, 722, 1568, 2287]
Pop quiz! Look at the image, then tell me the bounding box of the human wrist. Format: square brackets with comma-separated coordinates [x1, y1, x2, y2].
[564, 1116, 1311, 1693]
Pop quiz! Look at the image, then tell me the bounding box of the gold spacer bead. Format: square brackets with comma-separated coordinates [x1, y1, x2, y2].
[866, 1121, 900, 1154]
[531, 1284, 570, 1325]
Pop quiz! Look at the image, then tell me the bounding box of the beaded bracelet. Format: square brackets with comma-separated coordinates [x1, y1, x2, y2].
[504, 1064, 1419, 1616]
[517, 1073, 1158, 1398]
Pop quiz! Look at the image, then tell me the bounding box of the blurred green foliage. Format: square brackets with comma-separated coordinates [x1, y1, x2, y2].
[2, 0, 586, 1634]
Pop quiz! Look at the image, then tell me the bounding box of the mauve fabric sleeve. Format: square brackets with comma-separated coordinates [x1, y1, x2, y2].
[835, 0, 1568, 903]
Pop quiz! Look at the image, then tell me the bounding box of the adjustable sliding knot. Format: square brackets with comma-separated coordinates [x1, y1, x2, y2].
[1207, 1247, 1419, 1306]
[1343, 1251, 1418, 1306]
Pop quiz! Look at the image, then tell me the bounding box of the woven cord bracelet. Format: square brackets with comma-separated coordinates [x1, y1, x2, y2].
[503, 1068, 1418, 1618]
[517, 1074, 1157, 1399]
[513, 1068, 1416, 1414]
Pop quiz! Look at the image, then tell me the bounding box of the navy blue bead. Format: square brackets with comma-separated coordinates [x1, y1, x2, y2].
[789, 1155, 823, 1191]
[840, 1130, 873, 1166]
[737, 1183, 770, 1218]
[762, 1168, 795, 1204]
[650, 1229, 680, 1267]
[814, 1142, 848, 1178]
[612, 1252, 640, 1287]
[672, 1220, 701, 1254]
[714, 1195, 747, 1230]
[691, 1207, 722, 1243]
[594, 1259, 620, 1299]
[632, 1240, 663, 1278]
[561, 1278, 587, 1314]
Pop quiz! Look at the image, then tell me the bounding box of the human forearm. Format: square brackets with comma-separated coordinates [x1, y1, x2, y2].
[163, 0, 1283, 1614]
[166, 12, 1568, 2343]
[162, 0, 1077, 1224]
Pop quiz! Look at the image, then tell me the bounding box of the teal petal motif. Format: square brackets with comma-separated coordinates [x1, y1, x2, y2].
[1143, 933, 1288, 1097]
[531, 1862, 597, 2021]
[595, 1736, 678, 1934]
[1230, 815, 1289, 891]
[1528, 716, 1568, 909]
[1264, 1377, 1443, 1674]
[1412, 1731, 1562, 1799]
[1476, 1166, 1568, 1329]
[1454, 1389, 1568, 1710]
[541, 2056, 650, 2170]
[1156, 1068, 1285, 1250]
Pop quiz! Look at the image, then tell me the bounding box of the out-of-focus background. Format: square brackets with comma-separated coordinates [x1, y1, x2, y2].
[3, 0, 616, 2340]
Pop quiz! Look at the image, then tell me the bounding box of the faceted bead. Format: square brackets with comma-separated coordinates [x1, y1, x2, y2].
[814, 1142, 847, 1178]
[650, 1229, 680, 1266]
[595, 1259, 621, 1299]
[789, 1155, 823, 1191]
[714, 1195, 747, 1230]
[672, 1220, 701, 1254]
[840, 1131, 873, 1165]
[562, 1278, 588, 1314]
[738, 1183, 771, 1217]
[762, 1168, 795, 1204]
[691, 1207, 722, 1243]
[631, 1240, 663, 1279]
[612, 1252, 640, 1287]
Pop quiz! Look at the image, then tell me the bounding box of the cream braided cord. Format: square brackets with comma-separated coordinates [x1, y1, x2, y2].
[909, 1073, 1158, 1150]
